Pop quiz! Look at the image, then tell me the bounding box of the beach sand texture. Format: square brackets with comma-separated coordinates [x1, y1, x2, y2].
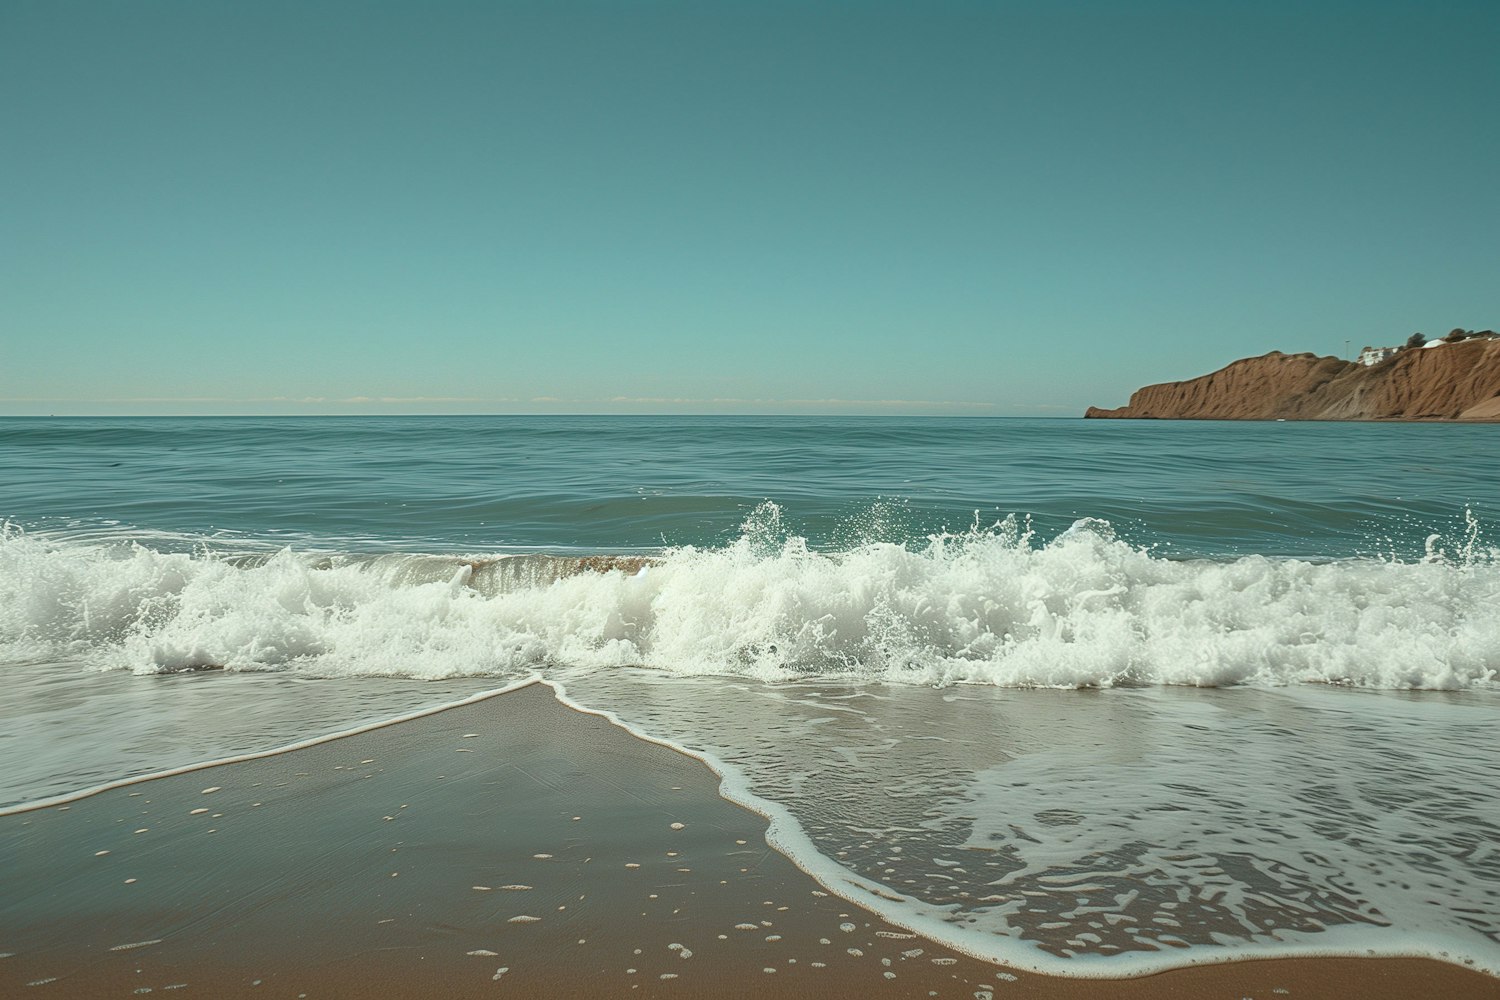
[2, 683, 1495, 999]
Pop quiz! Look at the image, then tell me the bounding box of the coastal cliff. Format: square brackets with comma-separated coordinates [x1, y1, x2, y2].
[1086, 338, 1500, 421]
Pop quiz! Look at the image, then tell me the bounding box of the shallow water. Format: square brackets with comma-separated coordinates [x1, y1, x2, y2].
[1, 415, 1497, 976]
[554, 670, 1500, 976]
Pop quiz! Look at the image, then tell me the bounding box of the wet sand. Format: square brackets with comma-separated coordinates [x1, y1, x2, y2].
[1, 683, 1495, 999]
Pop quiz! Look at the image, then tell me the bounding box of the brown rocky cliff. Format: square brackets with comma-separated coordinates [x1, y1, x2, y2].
[1085, 339, 1500, 420]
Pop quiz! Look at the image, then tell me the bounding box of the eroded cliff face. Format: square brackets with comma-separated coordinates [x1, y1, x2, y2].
[1086, 339, 1500, 421]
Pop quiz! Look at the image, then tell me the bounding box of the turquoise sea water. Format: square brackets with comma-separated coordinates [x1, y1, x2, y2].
[2, 416, 1498, 977]
[2, 415, 1492, 558]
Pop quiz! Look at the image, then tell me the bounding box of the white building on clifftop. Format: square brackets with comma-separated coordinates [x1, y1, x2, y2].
[1357, 345, 1397, 366]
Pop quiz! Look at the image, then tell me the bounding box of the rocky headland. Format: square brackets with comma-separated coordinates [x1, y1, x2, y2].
[1086, 337, 1500, 421]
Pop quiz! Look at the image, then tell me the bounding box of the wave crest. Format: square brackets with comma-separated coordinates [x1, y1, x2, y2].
[2, 511, 1496, 689]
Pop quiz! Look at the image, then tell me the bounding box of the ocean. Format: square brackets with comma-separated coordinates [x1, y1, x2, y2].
[1, 415, 1497, 978]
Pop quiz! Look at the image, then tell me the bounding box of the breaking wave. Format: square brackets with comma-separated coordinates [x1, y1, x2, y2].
[3, 504, 1497, 690]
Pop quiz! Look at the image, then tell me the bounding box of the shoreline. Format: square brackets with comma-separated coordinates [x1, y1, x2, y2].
[2, 683, 1496, 998]
[0, 678, 542, 818]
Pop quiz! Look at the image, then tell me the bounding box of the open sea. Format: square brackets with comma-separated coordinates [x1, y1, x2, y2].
[2, 415, 1497, 977]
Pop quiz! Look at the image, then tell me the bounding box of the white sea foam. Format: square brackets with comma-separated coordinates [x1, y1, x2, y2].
[548, 673, 1500, 979]
[2, 510, 1495, 690]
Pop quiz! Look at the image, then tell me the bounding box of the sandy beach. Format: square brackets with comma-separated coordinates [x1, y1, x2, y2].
[2, 683, 1495, 999]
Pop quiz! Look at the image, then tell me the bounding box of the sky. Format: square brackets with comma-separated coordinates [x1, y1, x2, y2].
[3, 0, 1497, 416]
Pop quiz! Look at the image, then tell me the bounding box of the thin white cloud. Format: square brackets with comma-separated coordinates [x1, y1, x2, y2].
[1, 395, 500, 405]
[336, 396, 495, 404]
[601, 395, 1001, 409]
[0, 394, 1071, 413]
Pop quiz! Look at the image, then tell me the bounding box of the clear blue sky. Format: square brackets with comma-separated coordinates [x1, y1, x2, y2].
[3, 0, 1496, 415]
